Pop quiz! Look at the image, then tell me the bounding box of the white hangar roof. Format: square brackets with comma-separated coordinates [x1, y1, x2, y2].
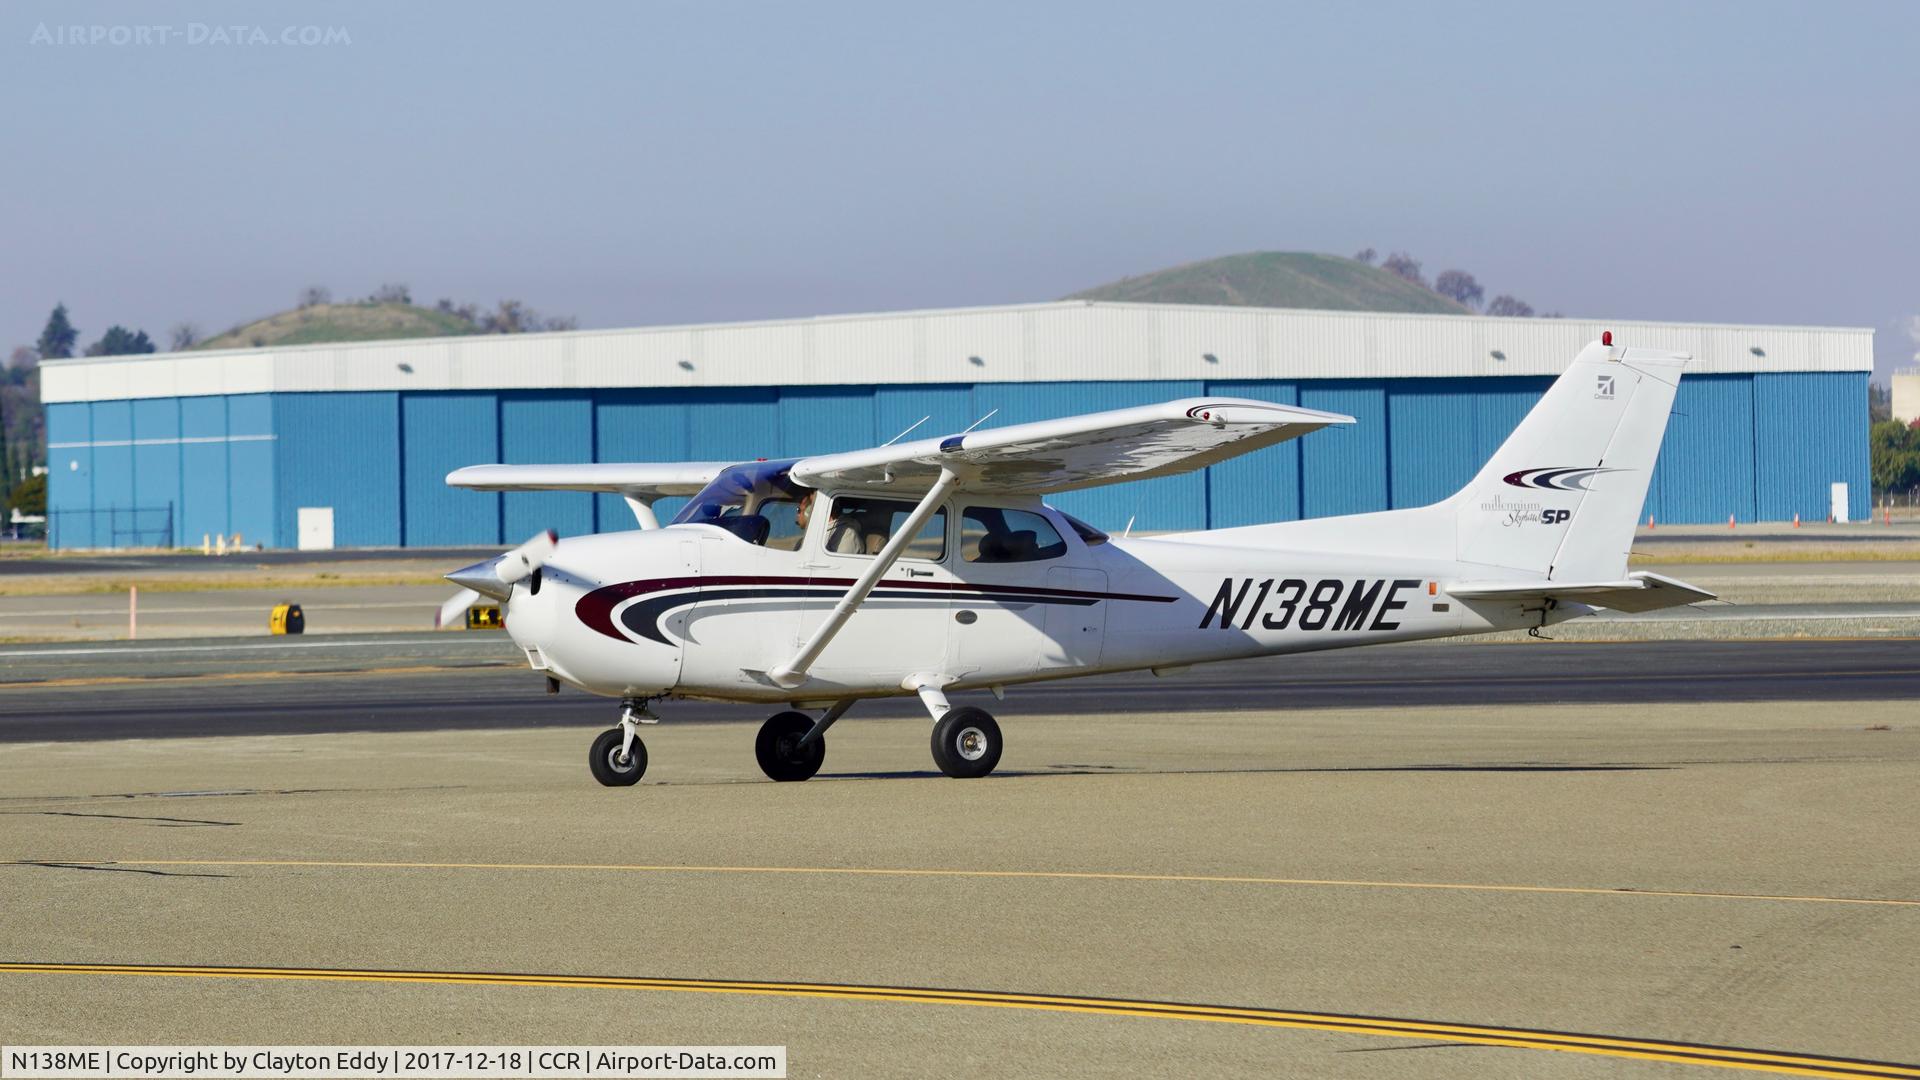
[41, 300, 1873, 404]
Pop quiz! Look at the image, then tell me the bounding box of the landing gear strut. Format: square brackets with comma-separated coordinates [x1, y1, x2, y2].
[588, 697, 655, 787]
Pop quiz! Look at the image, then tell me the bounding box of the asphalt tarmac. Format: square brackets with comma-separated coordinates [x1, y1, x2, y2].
[1, 692, 1915, 1078]
[1, 638, 1918, 742]
[0, 548, 501, 577]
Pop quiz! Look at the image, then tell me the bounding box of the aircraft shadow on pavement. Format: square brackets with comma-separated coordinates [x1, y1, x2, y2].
[803, 762, 1674, 782]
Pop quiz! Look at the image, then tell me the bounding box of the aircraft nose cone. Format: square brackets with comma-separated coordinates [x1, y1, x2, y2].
[446, 555, 512, 601]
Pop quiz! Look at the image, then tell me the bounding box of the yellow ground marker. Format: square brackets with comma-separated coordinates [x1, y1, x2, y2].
[1, 963, 1914, 1079]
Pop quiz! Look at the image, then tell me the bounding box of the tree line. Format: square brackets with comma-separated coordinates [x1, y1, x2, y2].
[1351, 248, 1557, 317]
[1873, 419, 1920, 497]
[3, 286, 581, 527]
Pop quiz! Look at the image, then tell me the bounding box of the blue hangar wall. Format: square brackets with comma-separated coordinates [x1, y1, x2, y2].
[45, 373, 1871, 548]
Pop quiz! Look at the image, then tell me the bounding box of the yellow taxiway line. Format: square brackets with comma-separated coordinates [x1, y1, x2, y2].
[75, 859, 1920, 909]
[2, 963, 1914, 1079]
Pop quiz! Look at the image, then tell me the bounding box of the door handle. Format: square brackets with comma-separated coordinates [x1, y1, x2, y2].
[902, 568, 934, 577]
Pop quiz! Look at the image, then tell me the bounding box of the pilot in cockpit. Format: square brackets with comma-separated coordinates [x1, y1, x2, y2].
[795, 491, 866, 554]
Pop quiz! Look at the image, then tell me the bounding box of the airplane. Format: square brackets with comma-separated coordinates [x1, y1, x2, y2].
[443, 336, 1713, 786]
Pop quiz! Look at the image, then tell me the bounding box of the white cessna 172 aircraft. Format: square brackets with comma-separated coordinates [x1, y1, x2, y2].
[444, 336, 1713, 786]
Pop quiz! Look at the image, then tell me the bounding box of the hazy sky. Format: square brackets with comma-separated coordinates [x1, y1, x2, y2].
[4, 0, 1915, 380]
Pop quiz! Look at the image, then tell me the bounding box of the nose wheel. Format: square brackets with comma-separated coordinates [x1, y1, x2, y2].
[588, 697, 656, 787]
[756, 710, 826, 782]
[588, 727, 647, 786]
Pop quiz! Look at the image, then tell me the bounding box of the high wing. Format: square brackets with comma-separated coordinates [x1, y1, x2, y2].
[1449, 571, 1716, 614]
[447, 462, 731, 497]
[446, 462, 734, 528]
[790, 397, 1352, 494]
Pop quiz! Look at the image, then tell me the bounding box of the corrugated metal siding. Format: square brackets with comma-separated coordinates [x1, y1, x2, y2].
[873, 385, 976, 447]
[1650, 375, 1755, 525]
[690, 389, 780, 462]
[403, 392, 500, 547]
[227, 394, 277, 547]
[46, 403, 92, 548]
[1386, 379, 1479, 508]
[1752, 372, 1870, 523]
[780, 386, 878, 456]
[132, 398, 182, 546]
[180, 396, 229, 543]
[273, 393, 398, 547]
[595, 389, 694, 528]
[91, 401, 134, 545]
[1474, 378, 1553, 464]
[500, 393, 594, 542]
[1203, 380, 1300, 527]
[1299, 383, 1388, 518]
[42, 369, 1874, 548]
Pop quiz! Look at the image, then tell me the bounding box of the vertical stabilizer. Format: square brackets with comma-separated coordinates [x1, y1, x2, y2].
[1452, 340, 1687, 581]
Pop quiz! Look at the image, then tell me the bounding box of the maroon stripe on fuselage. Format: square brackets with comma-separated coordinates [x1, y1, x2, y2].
[574, 574, 1177, 643]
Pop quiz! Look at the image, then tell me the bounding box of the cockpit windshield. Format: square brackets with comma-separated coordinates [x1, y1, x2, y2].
[668, 459, 814, 549]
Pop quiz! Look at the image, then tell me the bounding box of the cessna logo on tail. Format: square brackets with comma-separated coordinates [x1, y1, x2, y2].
[1502, 467, 1624, 491]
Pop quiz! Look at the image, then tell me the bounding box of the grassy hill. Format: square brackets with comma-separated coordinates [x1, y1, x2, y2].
[1066, 252, 1469, 314]
[193, 303, 480, 351]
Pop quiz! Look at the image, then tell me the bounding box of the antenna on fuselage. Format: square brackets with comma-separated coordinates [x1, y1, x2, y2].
[882, 415, 930, 446]
[959, 408, 999, 434]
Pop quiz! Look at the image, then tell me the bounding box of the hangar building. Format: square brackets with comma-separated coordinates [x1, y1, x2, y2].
[40, 301, 1872, 549]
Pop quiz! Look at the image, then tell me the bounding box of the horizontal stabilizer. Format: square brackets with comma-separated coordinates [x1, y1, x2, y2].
[1449, 571, 1715, 614]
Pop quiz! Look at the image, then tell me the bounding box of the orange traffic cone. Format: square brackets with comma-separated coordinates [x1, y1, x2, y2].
[1727, 513, 1735, 530]
[1646, 513, 1655, 530]
[1793, 512, 1800, 528]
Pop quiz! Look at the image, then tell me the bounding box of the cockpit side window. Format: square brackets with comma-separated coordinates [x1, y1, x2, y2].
[820, 496, 947, 560]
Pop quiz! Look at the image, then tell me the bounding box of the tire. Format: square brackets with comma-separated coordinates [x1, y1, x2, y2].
[755, 711, 825, 782]
[930, 706, 1001, 779]
[588, 727, 647, 786]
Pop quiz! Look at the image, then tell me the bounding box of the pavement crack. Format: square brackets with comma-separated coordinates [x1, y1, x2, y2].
[1338, 1041, 1488, 1053]
[6, 811, 239, 827]
[10, 861, 231, 878]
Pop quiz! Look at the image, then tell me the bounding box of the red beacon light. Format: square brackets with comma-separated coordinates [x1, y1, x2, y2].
[1602, 331, 1613, 346]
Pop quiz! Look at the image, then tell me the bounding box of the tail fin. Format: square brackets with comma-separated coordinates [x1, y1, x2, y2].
[1453, 340, 1687, 581]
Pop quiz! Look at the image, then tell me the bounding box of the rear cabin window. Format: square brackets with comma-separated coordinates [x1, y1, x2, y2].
[822, 496, 947, 560]
[961, 507, 1068, 563]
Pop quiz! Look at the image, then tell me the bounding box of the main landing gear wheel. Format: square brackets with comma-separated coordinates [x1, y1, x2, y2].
[588, 728, 647, 786]
[756, 711, 825, 782]
[931, 706, 1001, 779]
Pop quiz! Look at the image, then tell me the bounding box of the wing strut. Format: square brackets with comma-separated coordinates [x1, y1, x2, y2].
[624, 495, 661, 530]
[769, 468, 960, 689]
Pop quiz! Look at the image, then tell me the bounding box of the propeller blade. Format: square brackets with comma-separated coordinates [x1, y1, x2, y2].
[435, 587, 482, 629]
[444, 530, 559, 602]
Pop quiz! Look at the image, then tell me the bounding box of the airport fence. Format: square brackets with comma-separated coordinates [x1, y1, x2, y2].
[47, 503, 174, 549]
